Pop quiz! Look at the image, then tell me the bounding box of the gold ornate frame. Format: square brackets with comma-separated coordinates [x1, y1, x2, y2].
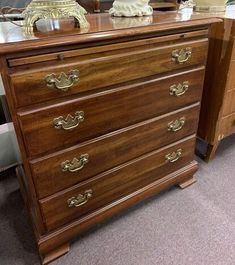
[22, 0, 89, 29]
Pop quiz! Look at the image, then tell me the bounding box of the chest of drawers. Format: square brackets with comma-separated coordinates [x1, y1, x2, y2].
[0, 13, 219, 264]
[197, 17, 235, 161]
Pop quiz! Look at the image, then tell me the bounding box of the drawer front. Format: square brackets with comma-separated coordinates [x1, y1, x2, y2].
[39, 136, 195, 231]
[223, 89, 235, 116]
[18, 68, 205, 157]
[31, 104, 200, 199]
[11, 39, 208, 107]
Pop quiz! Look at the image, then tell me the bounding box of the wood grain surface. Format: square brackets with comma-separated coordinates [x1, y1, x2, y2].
[31, 104, 200, 199]
[18, 68, 205, 157]
[10, 38, 208, 107]
[40, 136, 196, 231]
[0, 12, 219, 264]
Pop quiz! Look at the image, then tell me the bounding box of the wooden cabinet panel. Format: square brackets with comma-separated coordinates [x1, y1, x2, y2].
[40, 136, 195, 232]
[18, 68, 204, 157]
[197, 19, 235, 161]
[31, 104, 200, 199]
[220, 113, 235, 137]
[232, 38, 235, 60]
[227, 60, 235, 91]
[10, 39, 208, 107]
[223, 89, 235, 116]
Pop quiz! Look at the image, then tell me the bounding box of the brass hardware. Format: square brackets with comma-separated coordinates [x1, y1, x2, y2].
[169, 81, 189, 97]
[168, 117, 186, 132]
[22, 0, 89, 30]
[53, 111, 84, 130]
[172, 48, 192, 64]
[165, 149, 183, 163]
[67, 189, 93, 208]
[45, 70, 79, 91]
[61, 154, 89, 172]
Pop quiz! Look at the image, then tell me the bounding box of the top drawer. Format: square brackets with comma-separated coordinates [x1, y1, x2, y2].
[9, 37, 208, 107]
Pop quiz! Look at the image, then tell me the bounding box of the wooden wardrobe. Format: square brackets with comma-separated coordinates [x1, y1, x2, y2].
[197, 17, 235, 161]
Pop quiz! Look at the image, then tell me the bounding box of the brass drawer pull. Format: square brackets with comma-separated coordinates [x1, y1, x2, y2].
[169, 81, 189, 97]
[67, 190, 93, 208]
[168, 117, 185, 132]
[172, 48, 192, 64]
[53, 111, 84, 130]
[45, 70, 79, 91]
[61, 154, 89, 172]
[165, 149, 183, 163]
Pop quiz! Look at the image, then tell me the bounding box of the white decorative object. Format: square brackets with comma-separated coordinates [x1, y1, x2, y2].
[109, 0, 153, 17]
[179, 0, 195, 9]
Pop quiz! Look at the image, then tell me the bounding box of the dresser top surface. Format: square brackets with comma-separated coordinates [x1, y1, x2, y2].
[0, 11, 220, 54]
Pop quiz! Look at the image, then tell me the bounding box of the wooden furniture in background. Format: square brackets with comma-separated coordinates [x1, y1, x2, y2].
[150, 0, 178, 11]
[76, 0, 110, 12]
[197, 18, 235, 161]
[0, 13, 219, 264]
[76, 0, 178, 13]
[0, 0, 178, 13]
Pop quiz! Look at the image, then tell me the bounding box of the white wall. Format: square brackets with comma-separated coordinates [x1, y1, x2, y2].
[0, 123, 21, 171]
[0, 75, 21, 171]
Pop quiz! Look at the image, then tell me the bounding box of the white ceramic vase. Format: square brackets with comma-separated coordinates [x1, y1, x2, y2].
[109, 0, 153, 17]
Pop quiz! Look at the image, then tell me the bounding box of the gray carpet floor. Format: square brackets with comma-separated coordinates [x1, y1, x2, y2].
[0, 135, 235, 265]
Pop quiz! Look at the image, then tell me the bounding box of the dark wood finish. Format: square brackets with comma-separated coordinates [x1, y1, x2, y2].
[41, 136, 195, 231]
[8, 29, 209, 67]
[77, 0, 109, 13]
[38, 161, 199, 260]
[0, 97, 6, 124]
[178, 176, 197, 189]
[0, 12, 220, 264]
[150, 0, 177, 11]
[0, 13, 220, 55]
[40, 243, 70, 265]
[31, 104, 200, 199]
[18, 68, 205, 157]
[11, 37, 208, 107]
[197, 18, 235, 161]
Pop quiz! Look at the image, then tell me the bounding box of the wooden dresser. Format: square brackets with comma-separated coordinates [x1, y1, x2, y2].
[0, 13, 219, 264]
[197, 17, 235, 161]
